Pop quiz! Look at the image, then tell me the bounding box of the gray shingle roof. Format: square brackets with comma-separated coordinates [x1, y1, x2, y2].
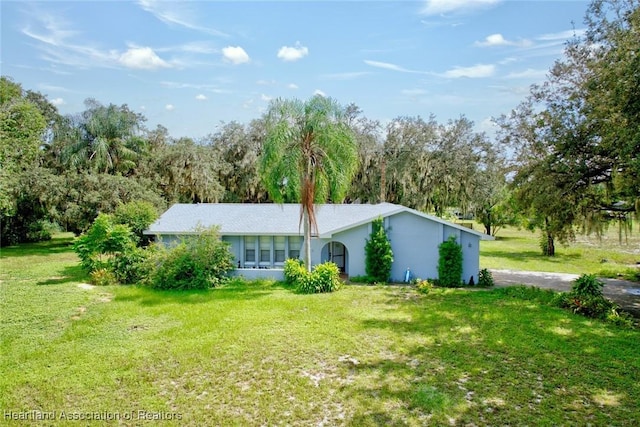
[145, 202, 492, 239]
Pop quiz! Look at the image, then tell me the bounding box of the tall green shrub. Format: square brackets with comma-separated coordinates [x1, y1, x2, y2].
[113, 200, 159, 246]
[365, 217, 393, 283]
[73, 213, 136, 273]
[146, 226, 235, 290]
[437, 235, 463, 288]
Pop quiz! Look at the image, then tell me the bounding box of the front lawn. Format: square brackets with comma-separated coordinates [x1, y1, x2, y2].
[1, 237, 639, 425]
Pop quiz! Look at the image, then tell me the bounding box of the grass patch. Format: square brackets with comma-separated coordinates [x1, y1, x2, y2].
[481, 226, 640, 278]
[1, 236, 639, 425]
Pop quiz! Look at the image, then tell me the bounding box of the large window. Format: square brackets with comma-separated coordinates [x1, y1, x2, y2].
[274, 236, 286, 263]
[244, 236, 256, 263]
[289, 236, 302, 260]
[260, 236, 271, 263]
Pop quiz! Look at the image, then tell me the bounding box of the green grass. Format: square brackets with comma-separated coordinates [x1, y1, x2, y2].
[1, 236, 639, 426]
[480, 225, 640, 278]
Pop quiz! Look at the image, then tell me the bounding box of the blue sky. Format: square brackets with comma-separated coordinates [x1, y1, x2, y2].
[1, 0, 589, 139]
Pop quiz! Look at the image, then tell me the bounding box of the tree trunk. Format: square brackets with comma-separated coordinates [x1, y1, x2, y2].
[546, 233, 555, 256]
[303, 207, 312, 272]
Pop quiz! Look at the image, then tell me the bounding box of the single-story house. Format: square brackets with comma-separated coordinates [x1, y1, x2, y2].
[144, 203, 493, 283]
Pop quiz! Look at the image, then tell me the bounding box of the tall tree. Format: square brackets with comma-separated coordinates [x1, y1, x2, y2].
[498, 0, 640, 252]
[260, 95, 359, 271]
[57, 99, 147, 174]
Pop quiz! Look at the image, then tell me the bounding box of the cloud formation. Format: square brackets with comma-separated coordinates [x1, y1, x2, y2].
[277, 43, 309, 62]
[195, 94, 207, 100]
[137, 0, 228, 37]
[421, 0, 500, 16]
[364, 60, 415, 73]
[442, 64, 495, 78]
[165, 104, 175, 111]
[119, 47, 170, 69]
[475, 33, 532, 48]
[222, 46, 250, 64]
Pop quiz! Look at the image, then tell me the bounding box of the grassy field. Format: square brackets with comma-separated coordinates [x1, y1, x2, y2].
[1, 236, 639, 426]
[480, 225, 640, 278]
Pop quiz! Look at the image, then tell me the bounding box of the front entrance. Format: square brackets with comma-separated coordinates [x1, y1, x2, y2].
[321, 241, 348, 273]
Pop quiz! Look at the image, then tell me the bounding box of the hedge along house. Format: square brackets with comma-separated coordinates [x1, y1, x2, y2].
[144, 203, 493, 282]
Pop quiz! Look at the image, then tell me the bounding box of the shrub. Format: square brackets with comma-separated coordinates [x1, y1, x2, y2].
[90, 268, 117, 286]
[284, 258, 307, 285]
[114, 201, 159, 246]
[437, 235, 463, 288]
[112, 246, 151, 284]
[296, 262, 341, 294]
[73, 214, 136, 273]
[146, 227, 235, 290]
[478, 268, 494, 288]
[571, 274, 604, 297]
[365, 217, 393, 283]
[414, 278, 434, 294]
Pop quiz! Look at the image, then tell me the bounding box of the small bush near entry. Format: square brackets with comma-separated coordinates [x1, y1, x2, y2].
[365, 217, 393, 283]
[478, 268, 495, 288]
[284, 258, 307, 285]
[437, 235, 463, 288]
[146, 227, 235, 290]
[112, 246, 151, 284]
[297, 262, 341, 294]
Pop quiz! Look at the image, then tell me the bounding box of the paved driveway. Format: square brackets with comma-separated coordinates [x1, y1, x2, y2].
[490, 269, 640, 318]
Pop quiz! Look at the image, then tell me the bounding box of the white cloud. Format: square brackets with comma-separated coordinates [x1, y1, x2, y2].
[475, 33, 532, 48]
[442, 64, 495, 78]
[165, 104, 175, 111]
[537, 29, 585, 41]
[288, 83, 299, 90]
[321, 71, 371, 81]
[313, 89, 326, 97]
[421, 0, 501, 16]
[504, 68, 548, 80]
[137, 0, 229, 37]
[277, 42, 309, 62]
[256, 79, 277, 86]
[195, 94, 207, 100]
[364, 60, 414, 73]
[222, 46, 250, 64]
[261, 94, 272, 102]
[119, 47, 171, 70]
[50, 97, 65, 106]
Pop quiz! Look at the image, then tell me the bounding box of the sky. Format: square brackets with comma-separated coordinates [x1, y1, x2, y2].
[1, 0, 590, 139]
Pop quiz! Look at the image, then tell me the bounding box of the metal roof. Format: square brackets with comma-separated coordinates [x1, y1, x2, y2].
[144, 202, 492, 239]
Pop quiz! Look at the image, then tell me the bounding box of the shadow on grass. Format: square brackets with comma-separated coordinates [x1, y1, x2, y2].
[36, 264, 88, 286]
[115, 279, 287, 306]
[1, 236, 75, 258]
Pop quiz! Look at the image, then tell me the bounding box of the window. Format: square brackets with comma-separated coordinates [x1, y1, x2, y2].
[274, 236, 285, 263]
[289, 236, 302, 259]
[260, 236, 271, 263]
[244, 236, 256, 263]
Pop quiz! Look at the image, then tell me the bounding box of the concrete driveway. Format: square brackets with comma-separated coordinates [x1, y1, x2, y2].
[490, 269, 640, 318]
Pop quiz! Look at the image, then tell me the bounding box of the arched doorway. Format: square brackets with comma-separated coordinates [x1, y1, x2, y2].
[321, 241, 348, 274]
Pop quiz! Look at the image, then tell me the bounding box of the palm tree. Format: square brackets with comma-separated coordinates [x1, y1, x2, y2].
[260, 95, 359, 272]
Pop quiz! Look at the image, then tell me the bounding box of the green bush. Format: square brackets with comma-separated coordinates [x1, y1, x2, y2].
[365, 217, 393, 283]
[112, 246, 151, 284]
[437, 235, 463, 288]
[146, 227, 235, 290]
[571, 274, 604, 297]
[478, 268, 495, 288]
[297, 262, 341, 294]
[114, 201, 159, 246]
[73, 213, 136, 273]
[90, 268, 117, 286]
[284, 258, 307, 285]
